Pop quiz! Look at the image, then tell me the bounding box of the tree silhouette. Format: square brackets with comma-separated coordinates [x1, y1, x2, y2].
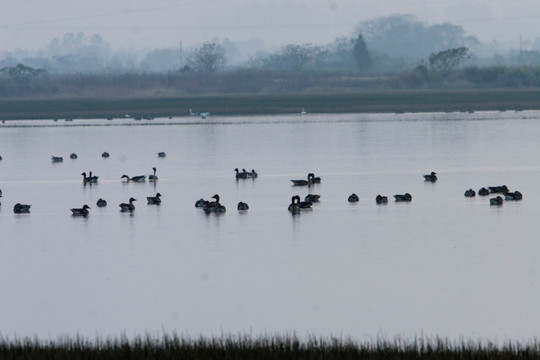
[353, 33, 371, 72]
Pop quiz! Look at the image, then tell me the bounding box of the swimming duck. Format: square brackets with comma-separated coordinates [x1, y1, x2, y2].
[149, 167, 158, 181]
[70, 153, 78, 159]
[96, 198, 107, 207]
[291, 173, 313, 186]
[13, 203, 31, 214]
[121, 174, 146, 182]
[488, 185, 509, 194]
[237, 201, 249, 210]
[288, 196, 300, 214]
[423, 171, 437, 182]
[504, 191, 523, 201]
[478, 187, 490, 196]
[248, 169, 258, 178]
[157, 152, 166, 158]
[51, 156, 63, 163]
[71, 204, 90, 216]
[348, 193, 359, 202]
[308, 173, 321, 183]
[102, 152, 110, 158]
[119, 197, 137, 212]
[490, 196, 503, 206]
[195, 198, 209, 208]
[304, 194, 320, 203]
[81, 172, 98, 184]
[376, 195, 388, 204]
[295, 195, 312, 209]
[394, 193, 412, 202]
[234, 168, 249, 179]
[203, 194, 226, 214]
[464, 189, 476, 197]
[147, 193, 162, 204]
[0, 189, 2, 197]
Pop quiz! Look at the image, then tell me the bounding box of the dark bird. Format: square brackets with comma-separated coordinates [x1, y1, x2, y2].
[348, 193, 359, 202]
[119, 197, 137, 212]
[304, 194, 320, 203]
[248, 169, 258, 178]
[71, 204, 90, 216]
[157, 152, 166, 158]
[237, 201, 249, 210]
[96, 198, 107, 207]
[149, 167, 158, 182]
[394, 193, 412, 202]
[489, 185, 509, 194]
[81, 172, 98, 184]
[51, 156, 63, 163]
[308, 173, 321, 183]
[291, 173, 314, 186]
[464, 189, 476, 197]
[423, 171, 437, 182]
[121, 174, 146, 182]
[490, 196, 503, 206]
[13, 203, 31, 214]
[296, 195, 312, 209]
[376, 195, 388, 204]
[288, 195, 300, 214]
[102, 152, 110, 158]
[478, 187, 490, 196]
[234, 168, 249, 179]
[147, 193, 162, 204]
[70, 153, 78, 159]
[195, 198, 209, 208]
[203, 194, 226, 214]
[504, 191, 522, 201]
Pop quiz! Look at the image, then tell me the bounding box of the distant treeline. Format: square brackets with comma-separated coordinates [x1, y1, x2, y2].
[2, 333, 540, 360]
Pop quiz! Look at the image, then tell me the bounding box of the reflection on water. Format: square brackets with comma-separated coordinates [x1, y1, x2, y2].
[1, 111, 540, 341]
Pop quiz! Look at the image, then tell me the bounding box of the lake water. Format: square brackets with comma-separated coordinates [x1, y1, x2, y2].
[1, 111, 540, 342]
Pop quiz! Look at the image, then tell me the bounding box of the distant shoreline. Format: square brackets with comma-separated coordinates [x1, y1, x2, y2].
[1, 89, 540, 120]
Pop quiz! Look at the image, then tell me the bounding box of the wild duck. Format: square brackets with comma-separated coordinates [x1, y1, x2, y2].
[234, 168, 249, 179]
[119, 197, 137, 212]
[71, 204, 90, 216]
[394, 193, 412, 202]
[504, 191, 523, 201]
[248, 169, 258, 178]
[96, 198, 107, 207]
[81, 172, 98, 183]
[147, 193, 162, 204]
[308, 173, 321, 183]
[121, 174, 146, 182]
[195, 198, 209, 208]
[157, 152, 166, 158]
[464, 189, 476, 197]
[489, 185, 509, 194]
[490, 196, 503, 206]
[478, 187, 490, 196]
[149, 167, 158, 181]
[102, 152, 110, 158]
[348, 193, 359, 202]
[296, 195, 312, 209]
[288, 196, 300, 214]
[237, 201, 249, 210]
[203, 194, 226, 214]
[51, 156, 63, 163]
[304, 194, 320, 203]
[376, 195, 388, 204]
[70, 153, 78, 159]
[291, 173, 314, 186]
[423, 171, 437, 182]
[13, 203, 31, 214]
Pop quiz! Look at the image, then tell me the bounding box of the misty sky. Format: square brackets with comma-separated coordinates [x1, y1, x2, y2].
[1, 0, 538, 52]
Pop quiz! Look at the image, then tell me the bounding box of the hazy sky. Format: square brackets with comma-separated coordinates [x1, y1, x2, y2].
[1, 0, 538, 52]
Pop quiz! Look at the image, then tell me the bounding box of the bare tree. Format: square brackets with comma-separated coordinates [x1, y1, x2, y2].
[186, 42, 226, 73]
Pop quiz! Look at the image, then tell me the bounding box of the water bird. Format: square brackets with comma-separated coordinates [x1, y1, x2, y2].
[504, 191, 523, 201]
[248, 169, 258, 178]
[489, 185, 509, 194]
[394, 193, 412, 202]
[490, 196, 503, 206]
[71, 204, 90, 216]
[158, 152, 166, 158]
[195, 198, 209, 208]
[0, 189, 2, 197]
[288, 196, 300, 214]
[70, 153, 78, 159]
[102, 152, 110, 158]
[96, 198, 107, 207]
[13, 203, 31, 214]
[423, 171, 437, 182]
[464, 189, 476, 197]
[304, 194, 320, 203]
[121, 174, 146, 182]
[237, 201, 249, 210]
[348, 193, 359, 202]
[234, 168, 249, 179]
[478, 187, 490, 196]
[308, 173, 321, 183]
[376, 195, 388, 204]
[149, 167, 158, 181]
[51, 156, 63, 163]
[119, 197, 137, 212]
[147, 193, 162, 205]
[81, 172, 98, 184]
[295, 195, 312, 209]
[203, 194, 226, 214]
[291, 173, 314, 186]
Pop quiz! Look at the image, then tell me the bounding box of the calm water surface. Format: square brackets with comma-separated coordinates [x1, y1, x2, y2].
[1, 111, 540, 341]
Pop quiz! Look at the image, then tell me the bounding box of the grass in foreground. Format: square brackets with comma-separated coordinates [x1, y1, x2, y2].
[1, 333, 540, 360]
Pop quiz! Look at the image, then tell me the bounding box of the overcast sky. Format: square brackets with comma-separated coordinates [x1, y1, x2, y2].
[1, 0, 538, 52]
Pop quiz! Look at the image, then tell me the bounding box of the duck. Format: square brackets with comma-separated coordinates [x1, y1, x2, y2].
[70, 153, 78, 159]
[96, 198, 107, 207]
[296, 195, 312, 209]
[478, 187, 490, 196]
[157, 152, 166, 158]
[71, 204, 90, 216]
[121, 174, 146, 183]
[504, 191, 523, 201]
[81, 172, 98, 184]
[248, 169, 258, 178]
[149, 167, 158, 181]
[394, 193, 412, 202]
[203, 194, 226, 214]
[51, 155, 63, 162]
[304, 194, 320, 203]
[13, 203, 31, 214]
[348, 193, 359, 202]
[119, 197, 137, 212]
[308, 173, 321, 183]
[490, 196, 503, 206]
[489, 185, 509, 194]
[234, 168, 249, 179]
[423, 171, 437, 182]
[291, 173, 313, 186]
[288, 196, 300, 214]
[195, 198, 209, 208]
[0, 189, 2, 197]
[147, 193, 162, 204]
[464, 189, 476, 197]
[102, 152, 110, 158]
[375, 195, 388, 204]
[237, 201, 249, 210]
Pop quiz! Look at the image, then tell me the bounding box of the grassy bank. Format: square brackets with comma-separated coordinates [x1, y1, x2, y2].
[1, 333, 540, 360]
[1, 89, 540, 120]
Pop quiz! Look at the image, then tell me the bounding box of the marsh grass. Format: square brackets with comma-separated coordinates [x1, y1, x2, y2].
[1, 332, 540, 359]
